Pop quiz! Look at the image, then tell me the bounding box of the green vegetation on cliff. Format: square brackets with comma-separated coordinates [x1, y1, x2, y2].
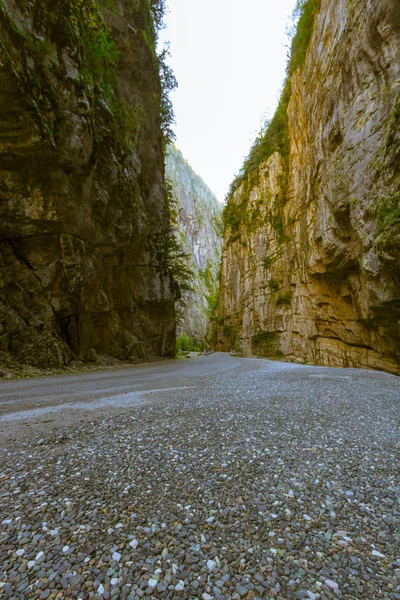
[166, 145, 223, 342]
[374, 193, 400, 256]
[0, 0, 175, 152]
[164, 180, 194, 298]
[175, 332, 205, 354]
[223, 0, 320, 213]
[372, 93, 400, 261]
[251, 331, 280, 356]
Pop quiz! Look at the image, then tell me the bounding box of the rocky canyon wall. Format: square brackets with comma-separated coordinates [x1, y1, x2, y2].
[166, 145, 222, 340]
[0, 0, 177, 370]
[211, 0, 400, 374]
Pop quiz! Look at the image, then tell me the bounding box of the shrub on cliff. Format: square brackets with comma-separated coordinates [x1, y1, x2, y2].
[226, 0, 320, 201]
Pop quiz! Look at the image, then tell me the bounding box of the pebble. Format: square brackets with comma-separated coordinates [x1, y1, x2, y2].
[0, 359, 398, 600]
[325, 579, 339, 590]
[371, 550, 385, 558]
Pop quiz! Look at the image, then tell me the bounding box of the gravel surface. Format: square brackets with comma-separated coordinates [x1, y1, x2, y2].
[0, 355, 399, 600]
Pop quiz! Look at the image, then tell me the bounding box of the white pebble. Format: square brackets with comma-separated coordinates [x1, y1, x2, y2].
[112, 551, 121, 562]
[148, 579, 158, 588]
[371, 550, 385, 558]
[175, 581, 185, 591]
[129, 539, 139, 549]
[207, 559, 217, 570]
[16, 549, 25, 556]
[325, 579, 339, 590]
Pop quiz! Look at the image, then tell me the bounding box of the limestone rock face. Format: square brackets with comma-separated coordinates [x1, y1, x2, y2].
[0, 0, 176, 368]
[212, 0, 400, 374]
[166, 146, 222, 340]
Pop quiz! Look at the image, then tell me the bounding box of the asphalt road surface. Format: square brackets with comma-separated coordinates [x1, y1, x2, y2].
[0, 353, 241, 430]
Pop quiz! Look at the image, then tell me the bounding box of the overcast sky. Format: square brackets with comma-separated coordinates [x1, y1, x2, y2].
[159, 0, 298, 202]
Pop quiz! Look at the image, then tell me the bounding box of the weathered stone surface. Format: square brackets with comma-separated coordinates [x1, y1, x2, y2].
[166, 145, 222, 340]
[211, 0, 400, 374]
[0, 0, 176, 368]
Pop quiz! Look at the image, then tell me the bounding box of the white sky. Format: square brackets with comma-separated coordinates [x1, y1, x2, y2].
[160, 0, 298, 202]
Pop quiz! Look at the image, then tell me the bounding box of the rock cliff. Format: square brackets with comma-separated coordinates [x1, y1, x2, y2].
[166, 145, 222, 341]
[211, 0, 400, 374]
[0, 0, 177, 370]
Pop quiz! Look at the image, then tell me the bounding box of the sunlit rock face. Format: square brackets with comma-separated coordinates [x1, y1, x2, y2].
[0, 0, 176, 368]
[166, 146, 222, 340]
[211, 0, 400, 374]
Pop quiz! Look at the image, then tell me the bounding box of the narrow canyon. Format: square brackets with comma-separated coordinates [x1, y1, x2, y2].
[0, 3, 399, 599]
[0, 0, 399, 375]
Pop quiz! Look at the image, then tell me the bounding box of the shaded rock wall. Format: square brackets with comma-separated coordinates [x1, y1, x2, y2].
[166, 145, 222, 340]
[212, 0, 400, 374]
[0, 0, 176, 368]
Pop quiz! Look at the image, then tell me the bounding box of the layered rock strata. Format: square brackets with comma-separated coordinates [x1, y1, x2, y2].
[212, 0, 400, 374]
[0, 0, 176, 368]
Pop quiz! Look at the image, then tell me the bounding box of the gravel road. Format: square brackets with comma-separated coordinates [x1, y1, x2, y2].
[0, 354, 399, 600]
